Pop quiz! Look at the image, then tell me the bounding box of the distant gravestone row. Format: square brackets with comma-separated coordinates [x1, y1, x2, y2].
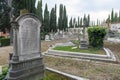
[7, 14, 44, 80]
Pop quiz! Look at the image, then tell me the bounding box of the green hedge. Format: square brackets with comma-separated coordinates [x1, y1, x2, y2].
[87, 27, 107, 48]
[0, 38, 10, 47]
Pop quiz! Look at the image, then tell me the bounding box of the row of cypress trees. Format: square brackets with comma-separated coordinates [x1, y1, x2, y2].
[12, 0, 68, 33]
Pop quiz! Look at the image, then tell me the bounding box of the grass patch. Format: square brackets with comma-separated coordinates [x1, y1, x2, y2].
[53, 46, 105, 54]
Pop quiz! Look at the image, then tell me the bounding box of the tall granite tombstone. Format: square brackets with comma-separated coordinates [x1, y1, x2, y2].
[7, 14, 44, 80]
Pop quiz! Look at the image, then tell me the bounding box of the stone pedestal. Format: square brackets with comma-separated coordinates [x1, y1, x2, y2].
[7, 57, 44, 80]
[80, 40, 87, 49]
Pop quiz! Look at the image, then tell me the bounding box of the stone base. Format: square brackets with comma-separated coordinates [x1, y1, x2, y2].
[7, 57, 44, 80]
[79, 40, 87, 49]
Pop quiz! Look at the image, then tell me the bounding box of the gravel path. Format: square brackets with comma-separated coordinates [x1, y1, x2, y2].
[0, 38, 71, 65]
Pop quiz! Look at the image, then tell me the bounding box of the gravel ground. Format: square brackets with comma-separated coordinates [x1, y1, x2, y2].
[0, 38, 71, 65]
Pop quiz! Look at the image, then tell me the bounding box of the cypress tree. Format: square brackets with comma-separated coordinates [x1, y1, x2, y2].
[119, 11, 120, 22]
[43, 3, 50, 33]
[58, 4, 63, 30]
[80, 18, 82, 27]
[83, 14, 87, 27]
[50, 8, 57, 32]
[54, 4, 57, 32]
[114, 12, 118, 22]
[69, 17, 73, 28]
[87, 14, 90, 27]
[63, 6, 67, 31]
[36, 0, 43, 22]
[77, 17, 80, 27]
[111, 9, 114, 23]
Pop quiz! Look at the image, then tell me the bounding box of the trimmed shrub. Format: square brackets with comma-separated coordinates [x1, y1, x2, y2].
[87, 27, 107, 48]
[0, 38, 10, 47]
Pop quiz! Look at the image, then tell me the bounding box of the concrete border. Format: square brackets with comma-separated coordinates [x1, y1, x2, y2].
[46, 67, 89, 80]
[45, 45, 116, 62]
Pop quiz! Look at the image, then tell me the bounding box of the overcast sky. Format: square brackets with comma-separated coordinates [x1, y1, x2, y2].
[36, 0, 120, 22]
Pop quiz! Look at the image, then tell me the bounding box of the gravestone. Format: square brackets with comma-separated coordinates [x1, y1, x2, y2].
[45, 35, 50, 41]
[49, 33, 54, 40]
[80, 23, 87, 49]
[7, 14, 44, 80]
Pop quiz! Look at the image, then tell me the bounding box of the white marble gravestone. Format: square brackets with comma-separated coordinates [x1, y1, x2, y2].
[45, 35, 50, 41]
[50, 33, 54, 40]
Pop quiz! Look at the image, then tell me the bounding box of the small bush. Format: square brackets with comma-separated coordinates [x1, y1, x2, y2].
[0, 38, 10, 47]
[41, 32, 47, 40]
[0, 67, 8, 80]
[87, 27, 107, 48]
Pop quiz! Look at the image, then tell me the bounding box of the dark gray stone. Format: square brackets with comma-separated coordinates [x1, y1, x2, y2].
[7, 14, 44, 80]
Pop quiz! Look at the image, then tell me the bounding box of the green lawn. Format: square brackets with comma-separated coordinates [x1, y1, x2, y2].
[53, 46, 105, 54]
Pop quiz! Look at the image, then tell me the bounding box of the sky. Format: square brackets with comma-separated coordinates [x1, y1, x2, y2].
[36, 0, 120, 23]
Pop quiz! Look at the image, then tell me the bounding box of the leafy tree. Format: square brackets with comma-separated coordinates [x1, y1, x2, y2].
[0, 0, 10, 32]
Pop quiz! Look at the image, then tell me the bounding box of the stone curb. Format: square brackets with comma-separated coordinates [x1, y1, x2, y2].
[46, 67, 89, 80]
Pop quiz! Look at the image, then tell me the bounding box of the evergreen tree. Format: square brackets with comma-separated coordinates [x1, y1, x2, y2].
[73, 18, 76, 28]
[12, 0, 36, 18]
[36, 0, 43, 22]
[50, 7, 57, 32]
[43, 3, 50, 33]
[111, 9, 114, 23]
[63, 6, 67, 31]
[119, 11, 120, 22]
[69, 17, 73, 28]
[114, 12, 118, 22]
[58, 4, 63, 30]
[78, 17, 80, 27]
[83, 14, 87, 27]
[87, 14, 90, 27]
[80, 18, 82, 27]
[0, 0, 10, 32]
[54, 4, 57, 31]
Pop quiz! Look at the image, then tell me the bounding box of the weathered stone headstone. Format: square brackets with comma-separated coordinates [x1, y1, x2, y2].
[45, 35, 50, 41]
[7, 14, 44, 80]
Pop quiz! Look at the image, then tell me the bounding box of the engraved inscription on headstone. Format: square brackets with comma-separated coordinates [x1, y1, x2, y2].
[17, 16, 41, 60]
